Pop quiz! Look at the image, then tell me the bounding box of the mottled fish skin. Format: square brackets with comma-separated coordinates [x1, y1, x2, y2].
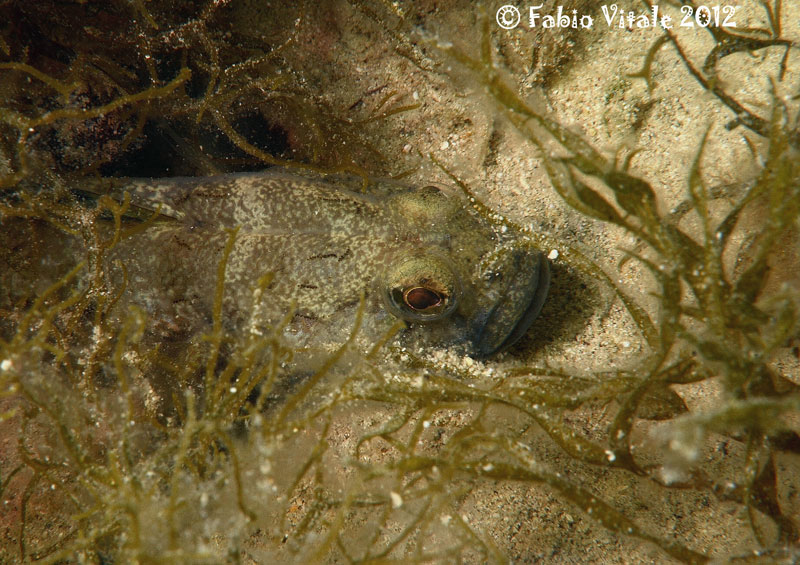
[102, 168, 550, 358]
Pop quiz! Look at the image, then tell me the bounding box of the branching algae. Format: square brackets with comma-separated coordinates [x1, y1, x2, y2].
[1, 1, 800, 563]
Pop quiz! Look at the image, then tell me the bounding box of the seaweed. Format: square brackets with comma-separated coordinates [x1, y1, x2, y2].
[1, 1, 799, 563]
[426, 0, 800, 556]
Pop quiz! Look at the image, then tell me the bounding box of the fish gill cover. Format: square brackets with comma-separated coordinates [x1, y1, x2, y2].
[0, 0, 799, 563]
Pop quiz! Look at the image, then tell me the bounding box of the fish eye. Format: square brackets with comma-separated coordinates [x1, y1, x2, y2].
[383, 254, 460, 322]
[404, 286, 443, 311]
[391, 185, 460, 225]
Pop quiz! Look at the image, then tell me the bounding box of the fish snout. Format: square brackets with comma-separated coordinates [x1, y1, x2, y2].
[471, 247, 550, 358]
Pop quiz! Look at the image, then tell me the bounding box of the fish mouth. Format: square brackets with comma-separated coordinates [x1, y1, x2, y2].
[471, 249, 551, 358]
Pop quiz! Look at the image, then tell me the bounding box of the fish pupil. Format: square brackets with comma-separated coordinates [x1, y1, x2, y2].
[403, 286, 443, 311]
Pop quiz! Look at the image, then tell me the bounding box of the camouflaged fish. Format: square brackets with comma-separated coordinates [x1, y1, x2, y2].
[98, 169, 550, 358]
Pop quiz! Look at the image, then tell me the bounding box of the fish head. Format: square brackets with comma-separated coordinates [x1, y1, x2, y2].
[382, 185, 550, 358]
[94, 171, 549, 361]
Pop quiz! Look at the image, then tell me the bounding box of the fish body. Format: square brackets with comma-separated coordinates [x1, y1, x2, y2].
[103, 169, 549, 358]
